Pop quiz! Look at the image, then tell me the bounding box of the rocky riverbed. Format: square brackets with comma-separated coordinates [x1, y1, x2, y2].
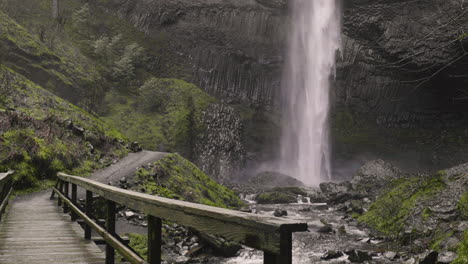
[105, 159, 467, 264]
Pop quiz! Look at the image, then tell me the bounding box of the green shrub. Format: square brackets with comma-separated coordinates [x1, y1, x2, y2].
[135, 154, 244, 209]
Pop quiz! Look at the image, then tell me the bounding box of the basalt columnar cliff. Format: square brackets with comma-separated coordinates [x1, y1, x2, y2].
[93, 0, 468, 177]
[2, 0, 468, 181]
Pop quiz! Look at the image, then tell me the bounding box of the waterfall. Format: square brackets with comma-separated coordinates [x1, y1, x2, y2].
[280, 0, 341, 186]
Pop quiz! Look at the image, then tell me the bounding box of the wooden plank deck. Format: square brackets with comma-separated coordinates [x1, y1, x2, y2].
[0, 192, 108, 264]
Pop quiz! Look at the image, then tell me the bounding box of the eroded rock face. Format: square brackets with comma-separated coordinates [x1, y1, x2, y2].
[95, 0, 468, 179]
[97, 0, 287, 106]
[100, 0, 468, 123]
[338, 0, 468, 128]
[351, 159, 403, 196]
[195, 103, 245, 182]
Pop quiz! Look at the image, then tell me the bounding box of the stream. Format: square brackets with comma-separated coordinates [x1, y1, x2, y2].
[208, 201, 396, 264]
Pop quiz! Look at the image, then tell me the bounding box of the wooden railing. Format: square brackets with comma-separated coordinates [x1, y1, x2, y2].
[0, 171, 14, 220]
[0, 170, 14, 221]
[52, 172, 308, 264]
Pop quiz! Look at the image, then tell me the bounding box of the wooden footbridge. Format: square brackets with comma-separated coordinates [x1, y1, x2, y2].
[0, 171, 308, 264]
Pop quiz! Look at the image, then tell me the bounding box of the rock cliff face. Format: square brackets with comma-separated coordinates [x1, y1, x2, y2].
[195, 103, 245, 183]
[97, 0, 287, 105]
[96, 0, 468, 178]
[338, 0, 468, 128]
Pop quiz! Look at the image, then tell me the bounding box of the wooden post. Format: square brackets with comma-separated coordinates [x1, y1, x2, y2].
[57, 181, 63, 206]
[106, 200, 116, 264]
[71, 184, 77, 221]
[50, 180, 59, 200]
[85, 190, 93, 240]
[263, 232, 292, 264]
[63, 182, 69, 213]
[148, 215, 162, 264]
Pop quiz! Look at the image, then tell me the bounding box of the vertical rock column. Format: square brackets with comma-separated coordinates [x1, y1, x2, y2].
[195, 103, 246, 183]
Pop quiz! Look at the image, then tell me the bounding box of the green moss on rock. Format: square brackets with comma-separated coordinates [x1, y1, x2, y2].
[257, 192, 297, 204]
[135, 153, 243, 209]
[458, 191, 468, 220]
[256, 187, 308, 204]
[358, 175, 445, 237]
[453, 231, 468, 264]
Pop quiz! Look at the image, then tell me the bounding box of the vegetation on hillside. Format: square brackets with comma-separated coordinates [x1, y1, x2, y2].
[135, 154, 244, 209]
[102, 79, 215, 156]
[0, 65, 127, 190]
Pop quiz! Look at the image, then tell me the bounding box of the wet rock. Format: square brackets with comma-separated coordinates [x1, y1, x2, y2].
[128, 142, 142, 152]
[197, 233, 241, 257]
[125, 211, 136, 219]
[320, 181, 352, 195]
[273, 209, 288, 217]
[310, 220, 333, 233]
[337, 225, 347, 235]
[319, 181, 364, 204]
[384, 251, 398, 260]
[321, 250, 344, 260]
[419, 251, 438, 264]
[256, 187, 309, 204]
[346, 250, 372, 263]
[186, 244, 204, 257]
[437, 251, 457, 264]
[351, 159, 403, 197]
[174, 256, 189, 263]
[249, 171, 305, 189]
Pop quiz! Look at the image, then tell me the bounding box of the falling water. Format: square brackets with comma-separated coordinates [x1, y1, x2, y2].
[280, 0, 341, 186]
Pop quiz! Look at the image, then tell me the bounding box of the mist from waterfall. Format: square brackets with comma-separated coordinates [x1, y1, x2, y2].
[280, 0, 341, 186]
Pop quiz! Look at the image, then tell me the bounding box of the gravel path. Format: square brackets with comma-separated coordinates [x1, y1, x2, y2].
[83, 150, 168, 236]
[90, 150, 167, 184]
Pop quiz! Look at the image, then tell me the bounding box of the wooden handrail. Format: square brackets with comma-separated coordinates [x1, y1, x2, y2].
[0, 170, 14, 221]
[54, 172, 308, 264]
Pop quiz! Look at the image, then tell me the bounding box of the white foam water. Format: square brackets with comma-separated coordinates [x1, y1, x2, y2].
[280, 0, 341, 186]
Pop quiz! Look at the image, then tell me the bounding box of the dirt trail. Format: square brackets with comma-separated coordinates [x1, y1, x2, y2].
[89, 150, 167, 184]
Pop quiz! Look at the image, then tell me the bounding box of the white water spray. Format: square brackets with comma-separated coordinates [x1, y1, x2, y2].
[280, 0, 341, 186]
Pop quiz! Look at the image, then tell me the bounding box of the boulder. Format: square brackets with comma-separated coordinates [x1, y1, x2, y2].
[321, 250, 344, 260]
[346, 250, 372, 263]
[418, 251, 438, 264]
[383, 251, 398, 260]
[437, 252, 456, 264]
[128, 142, 142, 152]
[249, 171, 305, 189]
[319, 181, 364, 204]
[351, 159, 403, 197]
[197, 233, 241, 257]
[273, 209, 288, 217]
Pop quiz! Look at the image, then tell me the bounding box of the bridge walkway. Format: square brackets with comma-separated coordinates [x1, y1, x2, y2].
[0, 192, 108, 264]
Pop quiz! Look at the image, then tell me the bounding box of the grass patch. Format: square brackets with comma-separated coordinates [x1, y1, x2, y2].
[453, 231, 468, 264]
